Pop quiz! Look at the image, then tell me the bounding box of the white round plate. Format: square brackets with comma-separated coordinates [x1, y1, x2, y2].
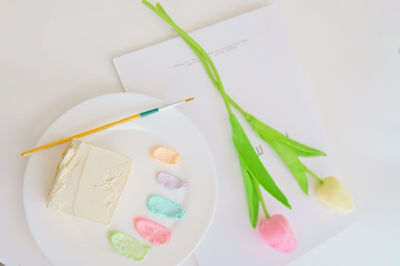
[23, 93, 217, 266]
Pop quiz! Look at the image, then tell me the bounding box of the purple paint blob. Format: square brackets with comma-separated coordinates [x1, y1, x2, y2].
[156, 171, 189, 190]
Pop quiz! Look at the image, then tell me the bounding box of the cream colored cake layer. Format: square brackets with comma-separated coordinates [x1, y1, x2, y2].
[47, 140, 133, 225]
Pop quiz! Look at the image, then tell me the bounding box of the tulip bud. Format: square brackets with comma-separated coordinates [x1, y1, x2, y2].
[259, 214, 297, 253]
[315, 177, 354, 215]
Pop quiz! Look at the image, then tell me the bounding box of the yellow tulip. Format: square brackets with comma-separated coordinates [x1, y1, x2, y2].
[315, 177, 354, 215]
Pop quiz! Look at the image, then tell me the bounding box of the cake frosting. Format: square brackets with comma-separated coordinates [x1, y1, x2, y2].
[134, 217, 172, 245]
[156, 171, 189, 190]
[151, 146, 182, 166]
[146, 195, 186, 220]
[47, 140, 132, 225]
[109, 231, 151, 261]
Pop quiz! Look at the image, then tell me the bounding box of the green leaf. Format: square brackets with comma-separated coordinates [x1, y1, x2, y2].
[239, 159, 260, 228]
[230, 114, 291, 209]
[244, 113, 326, 157]
[268, 140, 309, 194]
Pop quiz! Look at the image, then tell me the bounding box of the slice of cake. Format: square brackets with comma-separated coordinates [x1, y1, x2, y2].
[47, 140, 133, 225]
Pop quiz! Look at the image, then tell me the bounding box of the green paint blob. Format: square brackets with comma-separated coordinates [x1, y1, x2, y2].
[147, 195, 186, 220]
[109, 231, 151, 261]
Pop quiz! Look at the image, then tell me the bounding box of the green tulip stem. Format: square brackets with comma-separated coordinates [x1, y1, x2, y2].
[253, 177, 270, 219]
[305, 167, 323, 184]
[228, 96, 247, 116]
[142, 0, 233, 115]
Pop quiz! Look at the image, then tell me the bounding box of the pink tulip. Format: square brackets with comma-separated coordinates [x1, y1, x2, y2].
[259, 214, 297, 253]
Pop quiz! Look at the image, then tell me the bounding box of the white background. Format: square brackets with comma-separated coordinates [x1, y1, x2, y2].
[1, 0, 399, 265]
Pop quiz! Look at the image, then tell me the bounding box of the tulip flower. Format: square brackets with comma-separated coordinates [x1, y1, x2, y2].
[259, 215, 297, 253]
[315, 176, 355, 215]
[249, 175, 297, 253]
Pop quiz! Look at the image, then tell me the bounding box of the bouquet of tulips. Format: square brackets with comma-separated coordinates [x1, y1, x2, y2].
[143, 0, 354, 253]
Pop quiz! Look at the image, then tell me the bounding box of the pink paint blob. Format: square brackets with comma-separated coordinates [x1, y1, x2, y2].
[156, 171, 189, 190]
[258, 215, 297, 253]
[134, 217, 172, 246]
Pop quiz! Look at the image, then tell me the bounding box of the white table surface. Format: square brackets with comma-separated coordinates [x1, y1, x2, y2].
[1, 0, 399, 265]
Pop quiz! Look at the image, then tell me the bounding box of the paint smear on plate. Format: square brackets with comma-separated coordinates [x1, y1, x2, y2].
[156, 171, 189, 190]
[134, 217, 172, 245]
[109, 231, 151, 261]
[147, 195, 186, 220]
[151, 146, 182, 166]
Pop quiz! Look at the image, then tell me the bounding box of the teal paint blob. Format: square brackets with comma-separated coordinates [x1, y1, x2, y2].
[147, 195, 186, 220]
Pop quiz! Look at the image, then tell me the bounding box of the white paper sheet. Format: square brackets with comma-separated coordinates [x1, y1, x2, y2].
[113, 5, 354, 265]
